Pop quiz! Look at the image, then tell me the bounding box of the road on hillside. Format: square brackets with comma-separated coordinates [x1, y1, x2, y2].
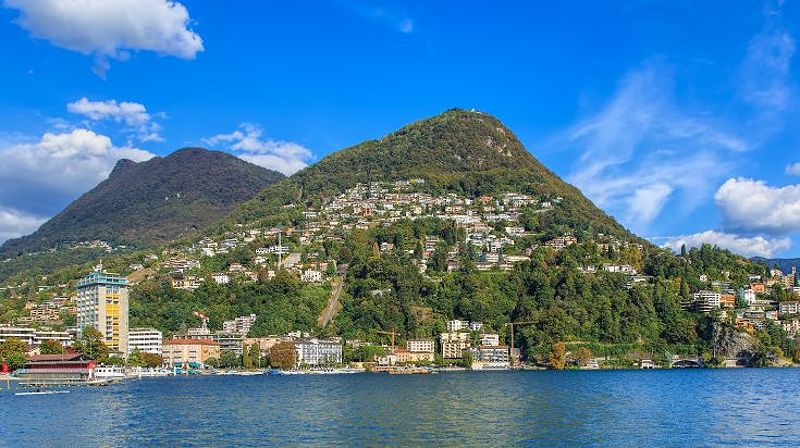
[318, 276, 344, 328]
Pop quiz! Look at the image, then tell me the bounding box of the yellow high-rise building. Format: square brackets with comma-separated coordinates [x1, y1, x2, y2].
[77, 271, 129, 355]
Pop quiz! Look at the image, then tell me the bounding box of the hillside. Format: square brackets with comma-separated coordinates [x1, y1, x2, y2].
[1, 148, 285, 256]
[234, 109, 638, 244]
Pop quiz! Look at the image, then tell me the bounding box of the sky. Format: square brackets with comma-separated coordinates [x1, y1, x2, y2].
[0, 1, 799, 258]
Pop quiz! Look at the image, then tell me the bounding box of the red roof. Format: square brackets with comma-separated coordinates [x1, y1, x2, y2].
[28, 353, 84, 362]
[164, 338, 219, 346]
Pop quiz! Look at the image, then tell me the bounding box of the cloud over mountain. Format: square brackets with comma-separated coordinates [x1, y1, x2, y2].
[203, 123, 314, 175]
[0, 129, 154, 241]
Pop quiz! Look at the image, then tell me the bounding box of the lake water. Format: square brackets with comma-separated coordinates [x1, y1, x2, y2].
[2, 369, 799, 447]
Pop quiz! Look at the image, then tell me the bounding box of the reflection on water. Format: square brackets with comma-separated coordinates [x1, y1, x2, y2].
[3, 369, 800, 447]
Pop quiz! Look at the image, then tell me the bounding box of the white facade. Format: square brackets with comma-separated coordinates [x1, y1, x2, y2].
[294, 338, 342, 367]
[407, 339, 435, 353]
[779, 301, 800, 315]
[440, 332, 470, 359]
[301, 269, 323, 283]
[446, 319, 466, 332]
[212, 273, 231, 285]
[0, 325, 36, 345]
[128, 328, 163, 355]
[480, 333, 500, 346]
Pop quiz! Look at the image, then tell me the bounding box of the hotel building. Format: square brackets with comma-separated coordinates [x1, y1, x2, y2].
[77, 271, 130, 355]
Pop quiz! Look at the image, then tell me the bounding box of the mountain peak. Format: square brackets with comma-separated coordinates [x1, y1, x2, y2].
[0, 148, 285, 256]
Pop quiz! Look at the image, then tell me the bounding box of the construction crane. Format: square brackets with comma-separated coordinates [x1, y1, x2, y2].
[376, 329, 398, 352]
[505, 321, 535, 362]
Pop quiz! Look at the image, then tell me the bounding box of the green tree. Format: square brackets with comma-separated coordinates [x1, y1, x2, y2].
[0, 337, 28, 370]
[74, 327, 109, 361]
[219, 351, 240, 368]
[39, 339, 65, 355]
[248, 344, 261, 368]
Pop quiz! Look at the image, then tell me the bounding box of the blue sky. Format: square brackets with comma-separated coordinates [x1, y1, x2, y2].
[1, 1, 799, 258]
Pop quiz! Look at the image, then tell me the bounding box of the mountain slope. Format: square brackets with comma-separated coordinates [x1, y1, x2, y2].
[752, 257, 799, 274]
[1, 148, 284, 256]
[236, 108, 638, 241]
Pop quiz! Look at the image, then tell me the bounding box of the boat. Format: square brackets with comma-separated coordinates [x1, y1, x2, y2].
[127, 367, 173, 377]
[94, 365, 126, 379]
[15, 390, 71, 396]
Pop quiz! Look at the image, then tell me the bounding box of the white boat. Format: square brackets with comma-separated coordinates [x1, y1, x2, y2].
[127, 367, 173, 377]
[15, 390, 70, 396]
[94, 366, 126, 379]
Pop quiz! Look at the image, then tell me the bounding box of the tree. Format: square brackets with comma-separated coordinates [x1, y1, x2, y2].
[0, 337, 28, 371]
[139, 352, 163, 368]
[248, 344, 261, 368]
[269, 341, 297, 370]
[461, 350, 473, 369]
[548, 342, 566, 370]
[219, 351, 240, 368]
[74, 327, 109, 361]
[39, 339, 64, 355]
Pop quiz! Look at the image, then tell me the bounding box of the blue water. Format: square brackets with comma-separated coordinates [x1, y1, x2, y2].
[1, 369, 799, 447]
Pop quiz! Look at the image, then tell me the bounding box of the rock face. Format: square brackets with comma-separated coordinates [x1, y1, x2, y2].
[0, 148, 285, 255]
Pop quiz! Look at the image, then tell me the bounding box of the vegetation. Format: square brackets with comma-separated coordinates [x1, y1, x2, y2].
[269, 341, 297, 370]
[0, 337, 28, 371]
[73, 327, 109, 362]
[0, 148, 285, 273]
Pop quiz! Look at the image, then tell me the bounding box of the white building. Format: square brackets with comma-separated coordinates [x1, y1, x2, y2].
[0, 325, 37, 345]
[212, 273, 231, 285]
[294, 338, 342, 367]
[779, 301, 800, 315]
[690, 291, 721, 313]
[446, 319, 467, 332]
[407, 339, 435, 353]
[468, 321, 484, 331]
[301, 269, 323, 283]
[480, 333, 500, 346]
[128, 328, 163, 355]
[34, 329, 73, 347]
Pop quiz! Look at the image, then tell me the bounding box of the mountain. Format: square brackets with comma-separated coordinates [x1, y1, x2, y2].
[0, 148, 285, 256]
[236, 108, 638, 242]
[752, 257, 800, 274]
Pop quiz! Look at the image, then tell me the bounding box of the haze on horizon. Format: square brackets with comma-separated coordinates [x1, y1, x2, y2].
[0, 0, 799, 259]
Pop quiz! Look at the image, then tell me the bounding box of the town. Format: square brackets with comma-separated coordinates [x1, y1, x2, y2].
[1, 182, 800, 383]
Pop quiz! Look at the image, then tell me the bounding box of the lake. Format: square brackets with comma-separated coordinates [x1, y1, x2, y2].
[1, 369, 799, 447]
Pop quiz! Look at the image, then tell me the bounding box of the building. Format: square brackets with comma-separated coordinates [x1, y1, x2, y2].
[294, 338, 342, 367]
[33, 329, 73, 347]
[162, 338, 220, 367]
[468, 321, 484, 331]
[469, 345, 510, 368]
[15, 353, 97, 384]
[779, 301, 800, 315]
[76, 271, 129, 355]
[480, 333, 500, 346]
[407, 339, 435, 353]
[222, 314, 257, 335]
[446, 319, 467, 332]
[683, 291, 721, 313]
[440, 332, 470, 359]
[0, 325, 37, 345]
[212, 332, 245, 355]
[128, 328, 163, 355]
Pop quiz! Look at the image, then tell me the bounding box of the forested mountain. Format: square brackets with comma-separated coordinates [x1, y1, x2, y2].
[753, 257, 800, 274]
[1, 148, 284, 256]
[234, 109, 638, 242]
[1, 109, 787, 367]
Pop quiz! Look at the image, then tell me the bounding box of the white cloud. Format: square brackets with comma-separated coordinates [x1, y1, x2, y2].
[67, 97, 163, 142]
[0, 207, 47, 243]
[4, 0, 203, 75]
[561, 63, 746, 233]
[0, 129, 154, 226]
[662, 230, 791, 258]
[787, 162, 800, 176]
[715, 177, 800, 235]
[203, 123, 313, 175]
